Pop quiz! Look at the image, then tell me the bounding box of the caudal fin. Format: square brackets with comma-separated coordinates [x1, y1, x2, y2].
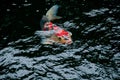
[40, 5, 62, 29]
[46, 5, 62, 21]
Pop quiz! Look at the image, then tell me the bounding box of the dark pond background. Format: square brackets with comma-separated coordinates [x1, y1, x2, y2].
[0, 0, 120, 80]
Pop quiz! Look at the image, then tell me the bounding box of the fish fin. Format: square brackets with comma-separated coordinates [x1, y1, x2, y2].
[52, 16, 62, 20]
[68, 31, 72, 36]
[46, 5, 62, 21]
[40, 15, 49, 29]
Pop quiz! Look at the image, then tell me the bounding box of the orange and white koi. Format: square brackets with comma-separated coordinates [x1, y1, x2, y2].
[43, 22, 72, 44]
[36, 5, 73, 44]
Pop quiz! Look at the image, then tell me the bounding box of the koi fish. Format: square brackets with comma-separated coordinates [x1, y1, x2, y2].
[35, 5, 72, 44]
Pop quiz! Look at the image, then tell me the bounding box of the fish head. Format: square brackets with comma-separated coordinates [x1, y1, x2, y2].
[51, 30, 73, 44]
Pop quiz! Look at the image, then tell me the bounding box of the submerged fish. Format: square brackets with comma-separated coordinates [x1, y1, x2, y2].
[35, 29, 72, 44]
[43, 22, 72, 44]
[36, 5, 72, 44]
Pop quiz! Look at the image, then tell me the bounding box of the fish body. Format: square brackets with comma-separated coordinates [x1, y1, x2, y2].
[43, 22, 72, 44]
[37, 5, 72, 44]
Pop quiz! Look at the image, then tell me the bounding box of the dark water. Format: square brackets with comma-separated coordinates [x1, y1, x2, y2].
[0, 0, 120, 80]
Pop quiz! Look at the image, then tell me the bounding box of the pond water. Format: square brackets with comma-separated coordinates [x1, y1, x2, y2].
[0, 0, 120, 80]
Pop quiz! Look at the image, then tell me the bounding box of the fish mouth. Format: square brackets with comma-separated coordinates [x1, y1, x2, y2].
[66, 41, 73, 44]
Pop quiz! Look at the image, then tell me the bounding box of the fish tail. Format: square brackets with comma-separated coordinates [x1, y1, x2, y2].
[40, 15, 49, 29]
[40, 5, 62, 29]
[46, 5, 62, 21]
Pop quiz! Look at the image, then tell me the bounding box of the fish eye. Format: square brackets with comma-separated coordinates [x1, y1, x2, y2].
[58, 37, 62, 41]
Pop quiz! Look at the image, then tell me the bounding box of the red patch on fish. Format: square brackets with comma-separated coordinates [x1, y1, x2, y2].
[43, 22, 69, 37]
[55, 30, 69, 37]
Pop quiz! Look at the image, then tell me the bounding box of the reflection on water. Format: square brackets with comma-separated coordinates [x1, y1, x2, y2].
[0, 0, 120, 80]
